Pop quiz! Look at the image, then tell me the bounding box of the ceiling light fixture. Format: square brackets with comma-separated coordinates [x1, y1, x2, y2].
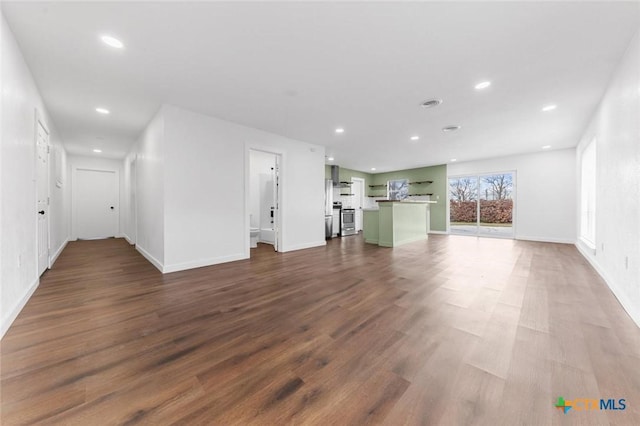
[335, 128, 344, 134]
[96, 107, 110, 114]
[542, 145, 551, 149]
[421, 99, 443, 108]
[450, 158, 457, 162]
[101, 35, 124, 49]
[371, 167, 376, 171]
[475, 81, 491, 90]
[93, 149, 102, 153]
[410, 136, 419, 141]
[542, 104, 557, 112]
[327, 157, 335, 161]
[442, 125, 461, 132]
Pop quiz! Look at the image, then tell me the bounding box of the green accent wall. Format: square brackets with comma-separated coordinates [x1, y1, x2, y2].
[370, 165, 447, 232]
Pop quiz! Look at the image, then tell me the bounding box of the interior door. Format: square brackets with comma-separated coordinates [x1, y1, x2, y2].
[36, 121, 49, 275]
[272, 156, 280, 252]
[76, 169, 118, 239]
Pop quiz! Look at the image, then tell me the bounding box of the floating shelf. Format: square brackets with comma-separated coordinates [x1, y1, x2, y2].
[341, 193, 354, 196]
[408, 193, 434, 196]
[409, 181, 433, 185]
[368, 184, 387, 188]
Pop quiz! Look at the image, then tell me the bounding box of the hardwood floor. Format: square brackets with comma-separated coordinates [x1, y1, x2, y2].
[1, 235, 639, 425]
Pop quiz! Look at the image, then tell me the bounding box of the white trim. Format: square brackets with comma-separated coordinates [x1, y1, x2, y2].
[49, 238, 68, 266]
[576, 242, 640, 328]
[123, 233, 135, 245]
[428, 230, 448, 235]
[515, 235, 576, 244]
[136, 245, 164, 272]
[163, 253, 248, 274]
[1, 277, 39, 340]
[280, 240, 326, 253]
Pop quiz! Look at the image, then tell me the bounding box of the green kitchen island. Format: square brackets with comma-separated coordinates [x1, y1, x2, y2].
[363, 200, 436, 247]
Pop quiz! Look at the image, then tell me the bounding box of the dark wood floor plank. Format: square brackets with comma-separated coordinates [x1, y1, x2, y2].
[2, 235, 640, 425]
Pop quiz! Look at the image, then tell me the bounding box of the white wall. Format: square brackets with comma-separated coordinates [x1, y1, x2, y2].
[133, 109, 165, 270]
[576, 30, 640, 327]
[68, 155, 124, 240]
[1, 13, 69, 338]
[448, 149, 576, 243]
[158, 104, 325, 273]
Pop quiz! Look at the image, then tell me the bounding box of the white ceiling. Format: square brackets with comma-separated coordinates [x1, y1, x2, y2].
[2, 2, 639, 172]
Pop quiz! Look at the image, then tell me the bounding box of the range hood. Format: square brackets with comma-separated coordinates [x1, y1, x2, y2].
[331, 165, 340, 187]
[330, 165, 352, 188]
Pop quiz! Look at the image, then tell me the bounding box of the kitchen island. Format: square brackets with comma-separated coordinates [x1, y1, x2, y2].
[363, 200, 436, 247]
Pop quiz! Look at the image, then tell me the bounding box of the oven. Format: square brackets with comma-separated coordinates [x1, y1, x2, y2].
[341, 208, 356, 236]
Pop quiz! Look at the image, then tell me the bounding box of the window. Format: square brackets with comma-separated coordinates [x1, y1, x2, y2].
[580, 138, 596, 247]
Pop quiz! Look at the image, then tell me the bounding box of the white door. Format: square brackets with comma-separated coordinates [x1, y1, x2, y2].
[352, 178, 364, 231]
[76, 169, 118, 239]
[36, 121, 49, 275]
[273, 156, 280, 252]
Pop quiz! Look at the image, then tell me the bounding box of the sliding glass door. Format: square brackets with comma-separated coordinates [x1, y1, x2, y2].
[449, 172, 514, 238]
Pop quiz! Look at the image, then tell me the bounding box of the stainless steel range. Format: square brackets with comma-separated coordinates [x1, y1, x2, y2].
[341, 208, 356, 236]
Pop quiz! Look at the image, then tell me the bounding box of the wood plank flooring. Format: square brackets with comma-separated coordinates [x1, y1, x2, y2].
[1, 235, 639, 425]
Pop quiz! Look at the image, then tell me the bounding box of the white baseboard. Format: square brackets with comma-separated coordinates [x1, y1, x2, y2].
[136, 245, 164, 273]
[163, 253, 247, 274]
[123, 233, 135, 245]
[1, 277, 39, 340]
[428, 230, 448, 235]
[280, 240, 326, 253]
[49, 238, 68, 267]
[576, 242, 640, 328]
[516, 235, 576, 244]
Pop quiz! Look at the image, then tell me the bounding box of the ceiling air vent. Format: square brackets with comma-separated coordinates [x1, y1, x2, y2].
[420, 99, 443, 108]
[442, 125, 461, 132]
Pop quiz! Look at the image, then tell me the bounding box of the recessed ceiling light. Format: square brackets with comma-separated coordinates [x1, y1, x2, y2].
[450, 158, 457, 162]
[101, 35, 124, 49]
[542, 145, 551, 149]
[421, 99, 443, 108]
[442, 125, 461, 132]
[335, 128, 344, 134]
[475, 81, 491, 90]
[96, 107, 110, 114]
[327, 157, 334, 161]
[93, 149, 102, 153]
[410, 136, 420, 141]
[542, 104, 557, 112]
[371, 167, 376, 171]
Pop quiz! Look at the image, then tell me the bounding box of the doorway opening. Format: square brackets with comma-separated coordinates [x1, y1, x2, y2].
[249, 149, 281, 254]
[449, 172, 515, 238]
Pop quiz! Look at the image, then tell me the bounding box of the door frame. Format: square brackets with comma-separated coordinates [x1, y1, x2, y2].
[351, 177, 365, 231]
[72, 166, 120, 240]
[447, 170, 517, 238]
[34, 110, 51, 273]
[245, 145, 285, 257]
